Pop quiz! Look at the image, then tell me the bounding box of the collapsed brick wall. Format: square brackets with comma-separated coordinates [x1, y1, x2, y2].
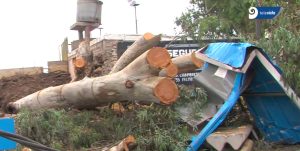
[90, 39, 119, 75]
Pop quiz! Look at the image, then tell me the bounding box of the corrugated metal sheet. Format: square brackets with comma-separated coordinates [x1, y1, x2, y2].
[203, 43, 252, 68]
[244, 58, 300, 143]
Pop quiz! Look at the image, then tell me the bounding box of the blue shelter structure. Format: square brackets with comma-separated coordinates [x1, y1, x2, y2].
[188, 43, 300, 150]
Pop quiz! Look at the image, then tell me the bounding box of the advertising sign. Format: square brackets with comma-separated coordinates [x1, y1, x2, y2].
[117, 39, 239, 85]
[166, 43, 201, 85]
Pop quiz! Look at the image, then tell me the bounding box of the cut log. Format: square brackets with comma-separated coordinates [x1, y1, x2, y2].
[110, 33, 161, 74]
[74, 56, 86, 68]
[161, 62, 178, 78]
[159, 51, 203, 77]
[70, 41, 94, 82]
[173, 51, 203, 73]
[6, 47, 178, 113]
[146, 47, 171, 68]
[78, 40, 94, 77]
[154, 78, 178, 105]
[102, 135, 136, 151]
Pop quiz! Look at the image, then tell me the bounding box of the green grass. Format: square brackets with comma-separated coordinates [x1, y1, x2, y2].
[15, 85, 209, 150]
[15, 106, 190, 150]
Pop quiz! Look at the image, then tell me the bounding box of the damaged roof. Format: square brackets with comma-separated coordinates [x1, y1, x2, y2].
[188, 42, 300, 150]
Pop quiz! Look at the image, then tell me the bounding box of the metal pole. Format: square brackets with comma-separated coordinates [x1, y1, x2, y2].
[255, 20, 261, 39]
[78, 30, 84, 41]
[134, 5, 138, 34]
[255, 0, 262, 39]
[98, 27, 103, 37]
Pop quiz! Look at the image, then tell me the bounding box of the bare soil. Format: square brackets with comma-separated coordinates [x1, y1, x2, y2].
[0, 72, 70, 112]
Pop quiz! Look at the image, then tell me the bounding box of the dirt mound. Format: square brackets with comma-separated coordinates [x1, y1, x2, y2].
[0, 72, 70, 111]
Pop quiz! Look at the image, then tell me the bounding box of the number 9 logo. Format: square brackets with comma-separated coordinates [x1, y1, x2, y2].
[249, 7, 258, 19]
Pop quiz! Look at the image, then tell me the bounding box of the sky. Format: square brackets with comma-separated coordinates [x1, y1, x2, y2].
[0, 0, 190, 69]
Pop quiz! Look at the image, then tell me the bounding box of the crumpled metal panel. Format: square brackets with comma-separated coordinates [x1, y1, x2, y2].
[244, 58, 300, 144]
[188, 73, 244, 151]
[176, 102, 218, 128]
[203, 43, 252, 68]
[188, 43, 300, 150]
[200, 43, 300, 144]
[194, 64, 236, 104]
[177, 63, 236, 128]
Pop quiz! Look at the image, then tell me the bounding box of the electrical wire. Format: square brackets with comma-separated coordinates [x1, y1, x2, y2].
[0, 129, 41, 144]
[5, 136, 56, 151]
[0, 130, 59, 151]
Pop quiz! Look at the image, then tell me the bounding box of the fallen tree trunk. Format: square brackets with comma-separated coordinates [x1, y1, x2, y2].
[159, 51, 204, 77]
[110, 33, 161, 74]
[7, 47, 178, 113]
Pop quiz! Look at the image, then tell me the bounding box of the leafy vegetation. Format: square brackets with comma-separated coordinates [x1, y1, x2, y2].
[176, 0, 299, 39]
[15, 85, 208, 151]
[175, 0, 254, 39]
[15, 85, 209, 150]
[251, 1, 300, 95]
[16, 107, 190, 151]
[175, 85, 208, 120]
[254, 27, 300, 95]
[177, 0, 300, 94]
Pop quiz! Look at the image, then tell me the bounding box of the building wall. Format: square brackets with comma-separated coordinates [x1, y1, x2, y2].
[48, 61, 68, 73]
[90, 39, 119, 75]
[0, 67, 43, 79]
[68, 39, 119, 77]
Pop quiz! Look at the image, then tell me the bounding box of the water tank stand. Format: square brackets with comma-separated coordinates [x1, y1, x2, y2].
[70, 22, 100, 40]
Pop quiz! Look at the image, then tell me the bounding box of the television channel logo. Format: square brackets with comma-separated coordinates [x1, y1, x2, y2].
[249, 7, 282, 19]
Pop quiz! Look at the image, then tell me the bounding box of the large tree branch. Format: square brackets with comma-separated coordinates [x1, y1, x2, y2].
[6, 47, 178, 113]
[110, 33, 161, 74]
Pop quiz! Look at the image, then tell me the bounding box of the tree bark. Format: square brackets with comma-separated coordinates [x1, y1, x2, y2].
[104, 135, 136, 151]
[110, 33, 161, 74]
[6, 47, 178, 113]
[159, 51, 203, 77]
[71, 40, 93, 82]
